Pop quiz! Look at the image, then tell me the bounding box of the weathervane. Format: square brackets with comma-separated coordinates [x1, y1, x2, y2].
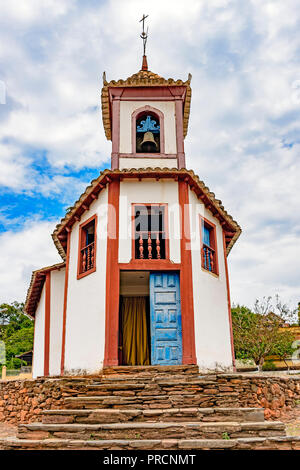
[139, 14, 149, 56]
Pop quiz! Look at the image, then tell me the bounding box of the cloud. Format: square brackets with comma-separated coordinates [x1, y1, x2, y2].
[0, 219, 61, 304]
[0, 0, 299, 308]
[0, 143, 34, 190]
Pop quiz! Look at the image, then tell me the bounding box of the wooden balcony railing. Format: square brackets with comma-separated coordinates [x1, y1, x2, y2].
[135, 231, 166, 260]
[80, 241, 95, 273]
[202, 244, 215, 272]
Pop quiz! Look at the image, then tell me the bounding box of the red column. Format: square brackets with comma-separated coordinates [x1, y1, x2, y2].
[60, 230, 71, 375]
[222, 231, 236, 370]
[178, 180, 196, 364]
[104, 179, 120, 366]
[175, 97, 186, 169]
[111, 93, 121, 170]
[44, 271, 51, 376]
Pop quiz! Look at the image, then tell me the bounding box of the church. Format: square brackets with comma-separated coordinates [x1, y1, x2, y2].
[25, 40, 241, 378]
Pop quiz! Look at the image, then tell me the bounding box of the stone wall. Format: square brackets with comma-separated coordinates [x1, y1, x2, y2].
[215, 374, 300, 420]
[0, 373, 299, 424]
[0, 377, 92, 424]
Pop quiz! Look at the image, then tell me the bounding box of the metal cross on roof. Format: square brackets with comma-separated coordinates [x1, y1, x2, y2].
[139, 14, 149, 56]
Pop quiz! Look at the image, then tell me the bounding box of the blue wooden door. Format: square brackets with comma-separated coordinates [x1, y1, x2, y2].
[150, 272, 182, 365]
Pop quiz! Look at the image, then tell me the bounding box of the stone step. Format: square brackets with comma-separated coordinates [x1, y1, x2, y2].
[2, 436, 300, 451]
[17, 420, 285, 441]
[85, 379, 219, 391]
[83, 383, 211, 397]
[64, 393, 240, 409]
[102, 365, 200, 376]
[42, 407, 264, 424]
[98, 374, 211, 383]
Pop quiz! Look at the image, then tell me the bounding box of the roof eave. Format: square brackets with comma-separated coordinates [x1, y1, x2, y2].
[24, 262, 66, 318]
[101, 71, 192, 141]
[52, 168, 241, 259]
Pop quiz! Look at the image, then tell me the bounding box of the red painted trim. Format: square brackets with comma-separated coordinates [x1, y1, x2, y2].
[178, 180, 196, 364]
[60, 230, 71, 375]
[131, 105, 165, 154]
[131, 203, 170, 261]
[199, 216, 219, 276]
[119, 153, 177, 159]
[112, 86, 186, 100]
[77, 214, 97, 280]
[121, 96, 175, 101]
[175, 98, 186, 168]
[222, 230, 236, 370]
[111, 94, 121, 170]
[104, 180, 120, 366]
[44, 271, 51, 376]
[32, 309, 37, 375]
[119, 261, 181, 271]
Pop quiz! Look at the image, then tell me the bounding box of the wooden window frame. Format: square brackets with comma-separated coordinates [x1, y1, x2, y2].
[199, 216, 219, 277]
[131, 203, 170, 261]
[77, 214, 97, 280]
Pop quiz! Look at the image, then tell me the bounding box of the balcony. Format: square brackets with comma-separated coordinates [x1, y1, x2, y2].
[135, 231, 166, 260]
[202, 244, 215, 273]
[80, 241, 95, 273]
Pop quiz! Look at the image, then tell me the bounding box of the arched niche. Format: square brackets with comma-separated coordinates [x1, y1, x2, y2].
[131, 105, 165, 154]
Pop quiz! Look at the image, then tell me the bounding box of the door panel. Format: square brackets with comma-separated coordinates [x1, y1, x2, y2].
[150, 272, 182, 365]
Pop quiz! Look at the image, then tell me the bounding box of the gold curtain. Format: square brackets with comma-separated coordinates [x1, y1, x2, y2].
[121, 296, 150, 366]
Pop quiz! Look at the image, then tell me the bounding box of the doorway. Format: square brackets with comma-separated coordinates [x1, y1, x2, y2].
[119, 271, 182, 366]
[119, 271, 150, 365]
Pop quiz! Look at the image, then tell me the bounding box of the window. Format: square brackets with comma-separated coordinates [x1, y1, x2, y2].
[136, 113, 160, 153]
[77, 215, 97, 279]
[133, 205, 168, 259]
[201, 218, 218, 275]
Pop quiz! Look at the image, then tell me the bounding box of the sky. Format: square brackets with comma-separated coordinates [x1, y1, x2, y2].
[0, 0, 299, 311]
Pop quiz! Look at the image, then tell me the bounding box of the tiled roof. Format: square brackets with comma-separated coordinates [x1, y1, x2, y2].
[101, 69, 192, 140]
[52, 168, 241, 260]
[24, 262, 65, 318]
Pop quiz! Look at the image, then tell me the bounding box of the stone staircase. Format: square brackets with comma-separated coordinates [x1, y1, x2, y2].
[1, 366, 300, 450]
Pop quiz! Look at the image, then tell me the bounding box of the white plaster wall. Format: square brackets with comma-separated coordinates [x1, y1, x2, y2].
[49, 268, 65, 376]
[119, 101, 177, 154]
[64, 189, 108, 374]
[189, 189, 233, 371]
[32, 285, 45, 378]
[119, 158, 178, 170]
[119, 179, 181, 264]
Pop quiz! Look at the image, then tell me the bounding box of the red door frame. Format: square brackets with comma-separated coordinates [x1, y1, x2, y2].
[103, 178, 197, 367]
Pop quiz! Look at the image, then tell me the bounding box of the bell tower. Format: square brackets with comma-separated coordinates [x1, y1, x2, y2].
[101, 16, 192, 171]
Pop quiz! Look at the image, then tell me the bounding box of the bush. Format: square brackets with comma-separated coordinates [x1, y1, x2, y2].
[6, 357, 24, 370]
[262, 360, 277, 371]
[232, 297, 297, 369]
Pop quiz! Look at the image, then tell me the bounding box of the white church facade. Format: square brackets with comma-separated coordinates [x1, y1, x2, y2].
[25, 57, 241, 378]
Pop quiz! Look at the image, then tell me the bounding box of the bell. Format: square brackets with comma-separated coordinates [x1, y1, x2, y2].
[141, 131, 158, 152]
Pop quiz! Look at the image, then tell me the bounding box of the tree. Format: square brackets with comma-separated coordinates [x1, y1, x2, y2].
[254, 295, 297, 325]
[272, 329, 296, 371]
[0, 302, 33, 369]
[232, 296, 297, 370]
[0, 302, 32, 340]
[5, 327, 34, 367]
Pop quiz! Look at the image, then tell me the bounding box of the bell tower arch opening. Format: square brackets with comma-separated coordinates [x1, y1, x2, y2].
[132, 105, 165, 155]
[136, 111, 160, 153]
